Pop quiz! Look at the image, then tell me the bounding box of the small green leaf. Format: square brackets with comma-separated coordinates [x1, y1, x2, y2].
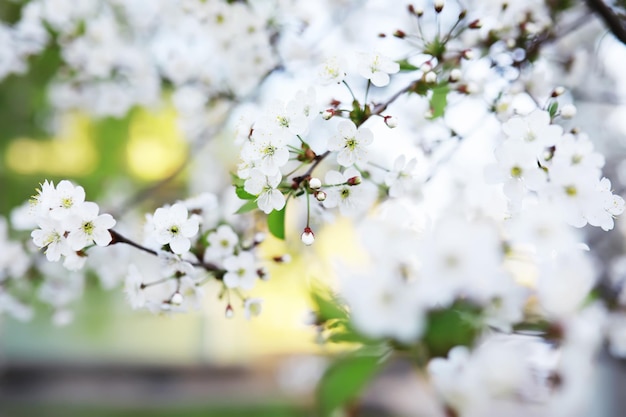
[429, 84, 449, 119]
[311, 287, 348, 322]
[548, 101, 559, 118]
[397, 59, 419, 72]
[267, 206, 286, 239]
[235, 185, 256, 200]
[235, 200, 258, 214]
[317, 355, 380, 417]
[230, 172, 245, 188]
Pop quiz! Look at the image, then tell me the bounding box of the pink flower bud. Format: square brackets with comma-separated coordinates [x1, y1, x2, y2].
[171, 292, 183, 305]
[321, 109, 335, 120]
[301, 227, 315, 246]
[384, 116, 398, 128]
[225, 304, 234, 318]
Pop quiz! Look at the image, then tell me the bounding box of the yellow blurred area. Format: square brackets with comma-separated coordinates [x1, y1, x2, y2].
[5, 113, 97, 176]
[126, 106, 188, 180]
[4, 106, 188, 181]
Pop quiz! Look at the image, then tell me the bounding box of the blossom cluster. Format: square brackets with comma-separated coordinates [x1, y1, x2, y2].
[29, 180, 116, 271]
[121, 194, 273, 318]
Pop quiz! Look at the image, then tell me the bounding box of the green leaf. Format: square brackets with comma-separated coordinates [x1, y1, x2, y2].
[235, 200, 257, 214]
[422, 301, 481, 358]
[429, 84, 449, 119]
[548, 101, 559, 119]
[235, 185, 256, 200]
[397, 59, 419, 72]
[230, 172, 245, 188]
[317, 355, 380, 417]
[267, 206, 286, 239]
[311, 287, 348, 322]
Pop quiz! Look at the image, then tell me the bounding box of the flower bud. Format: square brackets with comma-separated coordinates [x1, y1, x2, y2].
[301, 227, 315, 246]
[347, 176, 361, 186]
[384, 115, 398, 128]
[434, 0, 444, 13]
[171, 292, 184, 305]
[225, 304, 234, 318]
[257, 266, 270, 280]
[552, 86, 565, 97]
[506, 38, 516, 49]
[420, 62, 433, 73]
[462, 49, 474, 60]
[449, 68, 462, 82]
[315, 190, 327, 201]
[309, 177, 322, 189]
[425, 71, 437, 84]
[459, 10, 467, 19]
[561, 104, 577, 119]
[321, 109, 335, 120]
[254, 232, 266, 244]
[272, 254, 292, 263]
[468, 19, 482, 29]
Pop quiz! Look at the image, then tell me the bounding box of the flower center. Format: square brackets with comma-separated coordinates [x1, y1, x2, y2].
[263, 145, 276, 157]
[510, 166, 523, 178]
[564, 185, 577, 196]
[345, 138, 357, 150]
[82, 221, 95, 236]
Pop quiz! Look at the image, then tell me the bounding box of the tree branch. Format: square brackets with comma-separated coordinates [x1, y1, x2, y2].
[585, 0, 626, 45]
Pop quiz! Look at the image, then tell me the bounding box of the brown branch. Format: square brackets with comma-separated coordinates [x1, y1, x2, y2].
[585, 0, 626, 45]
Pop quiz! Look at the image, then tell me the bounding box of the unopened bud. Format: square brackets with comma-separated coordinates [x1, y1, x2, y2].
[315, 190, 327, 201]
[301, 227, 315, 246]
[225, 304, 234, 318]
[425, 71, 437, 84]
[171, 292, 183, 305]
[272, 254, 292, 263]
[434, 0, 444, 13]
[257, 266, 269, 280]
[459, 10, 467, 19]
[408, 4, 424, 17]
[420, 62, 433, 73]
[468, 19, 482, 29]
[347, 176, 361, 186]
[321, 109, 334, 120]
[462, 49, 474, 60]
[506, 38, 516, 49]
[560, 104, 577, 119]
[449, 68, 462, 82]
[552, 86, 566, 97]
[384, 115, 398, 128]
[309, 177, 322, 189]
[254, 232, 266, 244]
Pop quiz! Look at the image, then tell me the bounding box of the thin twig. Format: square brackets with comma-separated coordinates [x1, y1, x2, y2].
[585, 0, 626, 45]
